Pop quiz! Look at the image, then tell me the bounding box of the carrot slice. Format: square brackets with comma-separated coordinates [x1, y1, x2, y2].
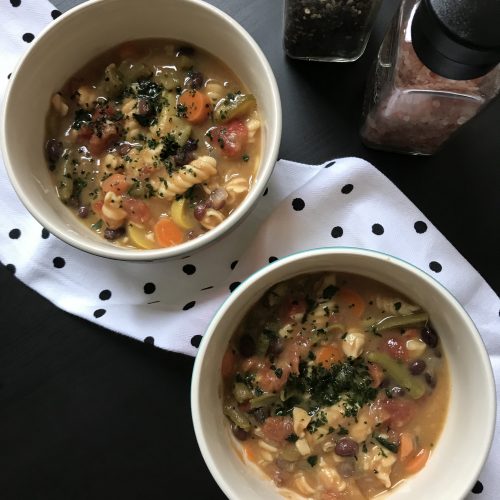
[316, 344, 344, 367]
[179, 90, 211, 124]
[101, 173, 131, 195]
[398, 432, 415, 461]
[405, 448, 430, 474]
[153, 218, 184, 247]
[336, 287, 366, 318]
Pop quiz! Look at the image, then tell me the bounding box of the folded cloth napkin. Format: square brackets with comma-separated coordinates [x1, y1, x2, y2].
[1, 1, 499, 498]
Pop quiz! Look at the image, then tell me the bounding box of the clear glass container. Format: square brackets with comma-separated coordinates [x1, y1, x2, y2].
[360, 0, 500, 155]
[283, 0, 382, 62]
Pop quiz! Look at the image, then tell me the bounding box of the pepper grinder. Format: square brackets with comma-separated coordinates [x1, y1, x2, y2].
[283, 0, 382, 62]
[360, 0, 500, 155]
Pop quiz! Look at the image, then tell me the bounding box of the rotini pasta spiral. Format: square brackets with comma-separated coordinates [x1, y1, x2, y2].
[246, 116, 261, 143]
[205, 80, 225, 104]
[153, 156, 217, 200]
[224, 176, 248, 206]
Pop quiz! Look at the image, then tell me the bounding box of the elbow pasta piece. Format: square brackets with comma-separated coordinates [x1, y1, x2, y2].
[51, 93, 69, 117]
[318, 458, 347, 492]
[375, 295, 421, 316]
[102, 153, 122, 171]
[258, 440, 278, 453]
[205, 80, 225, 104]
[77, 85, 98, 109]
[224, 176, 248, 206]
[360, 445, 397, 488]
[122, 98, 145, 140]
[200, 208, 225, 230]
[153, 156, 218, 200]
[294, 473, 316, 496]
[245, 116, 261, 143]
[292, 407, 311, 438]
[309, 300, 335, 329]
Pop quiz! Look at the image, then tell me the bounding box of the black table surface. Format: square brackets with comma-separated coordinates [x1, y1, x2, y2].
[1, 1, 499, 499]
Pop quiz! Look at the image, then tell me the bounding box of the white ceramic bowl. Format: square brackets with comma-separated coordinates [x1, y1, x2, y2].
[191, 247, 495, 500]
[1, 0, 281, 261]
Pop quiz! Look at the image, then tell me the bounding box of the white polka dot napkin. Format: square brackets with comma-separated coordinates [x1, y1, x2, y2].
[1, 1, 499, 497]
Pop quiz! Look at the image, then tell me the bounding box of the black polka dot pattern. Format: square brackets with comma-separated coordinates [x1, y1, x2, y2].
[429, 261, 442, 273]
[144, 336, 155, 345]
[41, 228, 50, 239]
[268, 256, 278, 263]
[10, 0, 21, 6]
[201, 285, 213, 291]
[182, 264, 196, 275]
[229, 281, 241, 292]
[9, 228, 21, 239]
[99, 289, 111, 300]
[292, 198, 305, 211]
[372, 223, 384, 235]
[22, 33, 34, 43]
[7, 73, 12, 79]
[51, 9, 62, 19]
[341, 184, 353, 194]
[93, 309, 106, 318]
[183, 301, 196, 311]
[5, 264, 16, 274]
[414, 221, 428, 234]
[472, 481, 483, 494]
[144, 282, 156, 294]
[331, 226, 343, 238]
[230, 260, 238, 270]
[53, 257, 65, 268]
[263, 187, 269, 196]
[190, 335, 202, 348]
[324, 161, 335, 168]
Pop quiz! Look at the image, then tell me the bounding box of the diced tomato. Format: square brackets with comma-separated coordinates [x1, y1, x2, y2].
[76, 125, 93, 144]
[208, 119, 248, 158]
[383, 398, 417, 428]
[381, 336, 409, 361]
[92, 200, 104, 214]
[88, 124, 120, 156]
[368, 362, 385, 388]
[261, 416, 294, 443]
[101, 174, 131, 195]
[257, 366, 290, 393]
[122, 198, 151, 224]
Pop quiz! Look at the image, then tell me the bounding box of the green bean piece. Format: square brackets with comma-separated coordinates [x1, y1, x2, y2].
[280, 445, 302, 462]
[232, 382, 254, 403]
[367, 351, 426, 399]
[223, 401, 251, 431]
[249, 393, 279, 409]
[214, 93, 257, 123]
[371, 312, 429, 334]
[102, 63, 124, 98]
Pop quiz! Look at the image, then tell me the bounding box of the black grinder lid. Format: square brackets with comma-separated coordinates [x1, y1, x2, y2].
[411, 0, 500, 80]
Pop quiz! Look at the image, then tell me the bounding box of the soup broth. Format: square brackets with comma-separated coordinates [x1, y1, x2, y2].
[221, 272, 450, 499]
[45, 38, 261, 249]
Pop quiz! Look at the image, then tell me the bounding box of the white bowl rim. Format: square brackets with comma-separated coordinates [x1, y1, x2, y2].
[0, 0, 282, 262]
[191, 246, 496, 500]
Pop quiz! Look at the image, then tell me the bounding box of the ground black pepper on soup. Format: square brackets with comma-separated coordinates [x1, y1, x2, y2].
[221, 272, 449, 499]
[45, 39, 261, 249]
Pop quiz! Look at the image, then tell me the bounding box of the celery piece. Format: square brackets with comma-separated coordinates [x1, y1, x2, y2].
[371, 312, 429, 334]
[214, 93, 256, 123]
[232, 382, 254, 404]
[367, 351, 426, 399]
[256, 333, 271, 357]
[249, 393, 279, 409]
[223, 401, 251, 431]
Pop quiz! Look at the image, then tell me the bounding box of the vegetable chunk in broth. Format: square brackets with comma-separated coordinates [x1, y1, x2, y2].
[45, 39, 261, 249]
[221, 272, 450, 499]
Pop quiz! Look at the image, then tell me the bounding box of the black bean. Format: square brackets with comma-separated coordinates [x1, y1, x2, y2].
[137, 98, 152, 116]
[183, 138, 199, 152]
[186, 71, 204, 89]
[104, 226, 125, 240]
[251, 407, 269, 424]
[389, 386, 406, 398]
[421, 326, 438, 348]
[117, 142, 132, 156]
[425, 372, 436, 388]
[267, 338, 284, 357]
[45, 139, 63, 164]
[335, 438, 358, 457]
[238, 334, 256, 358]
[231, 424, 248, 441]
[409, 359, 426, 375]
[78, 206, 89, 218]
